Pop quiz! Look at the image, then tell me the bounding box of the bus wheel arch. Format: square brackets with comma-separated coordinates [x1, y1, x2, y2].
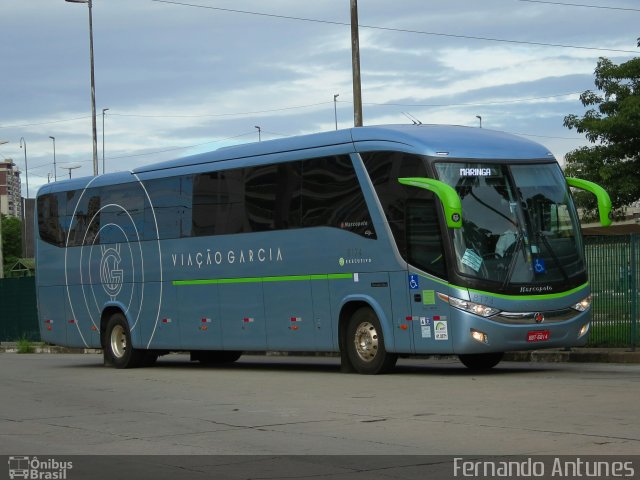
[339, 301, 397, 374]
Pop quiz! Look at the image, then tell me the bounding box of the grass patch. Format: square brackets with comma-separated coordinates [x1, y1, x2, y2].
[16, 338, 36, 354]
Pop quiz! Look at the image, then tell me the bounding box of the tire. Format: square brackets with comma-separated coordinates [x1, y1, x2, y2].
[458, 352, 504, 371]
[191, 350, 242, 365]
[346, 307, 397, 374]
[103, 313, 146, 369]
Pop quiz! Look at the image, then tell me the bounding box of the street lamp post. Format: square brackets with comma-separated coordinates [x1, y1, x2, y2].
[62, 165, 82, 179]
[49, 136, 57, 181]
[19, 138, 29, 200]
[255, 126, 261, 142]
[333, 94, 339, 130]
[102, 108, 109, 174]
[67, 0, 99, 176]
[476, 115, 482, 128]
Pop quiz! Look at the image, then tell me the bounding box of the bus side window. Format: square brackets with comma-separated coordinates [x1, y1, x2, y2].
[37, 193, 66, 247]
[301, 155, 376, 238]
[144, 177, 189, 240]
[192, 169, 244, 237]
[406, 199, 447, 278]
[362, 151, 447, 278]
[245, 162, 301, 232]
[100, 183, 144, 244]
[67, 189, 101, 247]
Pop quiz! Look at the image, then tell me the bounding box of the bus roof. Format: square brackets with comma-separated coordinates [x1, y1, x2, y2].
[37, 125, 554, 196]
[132, 124, 553, 174]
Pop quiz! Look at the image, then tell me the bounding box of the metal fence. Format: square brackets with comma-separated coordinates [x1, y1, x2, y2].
[1, 236, 638, 347]
[585, 234, 639, 348]
[0, 276, 39, 342]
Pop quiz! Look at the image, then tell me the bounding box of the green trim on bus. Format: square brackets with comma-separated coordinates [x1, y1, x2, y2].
[464, 282, 589, 301]
[173, 273, 353, 287]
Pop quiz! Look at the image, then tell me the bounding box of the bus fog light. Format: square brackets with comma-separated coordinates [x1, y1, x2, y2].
[578, 323, 590, 338]
[471, 329, 488, 344]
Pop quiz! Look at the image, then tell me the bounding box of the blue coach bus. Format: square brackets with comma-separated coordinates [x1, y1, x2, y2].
[35, 124, 611, 373]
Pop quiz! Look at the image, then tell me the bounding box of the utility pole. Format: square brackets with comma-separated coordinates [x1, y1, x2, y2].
[350, 0, 363, 127]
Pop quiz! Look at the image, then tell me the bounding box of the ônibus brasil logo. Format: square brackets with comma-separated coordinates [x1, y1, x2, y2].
[8, 456, 73, 480]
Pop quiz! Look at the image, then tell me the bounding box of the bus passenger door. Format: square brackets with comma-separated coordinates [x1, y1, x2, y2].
[177, 283, 222, 350]
[410, 275, 453, 354]
[264, 280, 315, 350]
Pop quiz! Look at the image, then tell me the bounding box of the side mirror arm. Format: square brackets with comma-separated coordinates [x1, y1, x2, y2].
[398, 177, 462, 229]
[566, 177, 612, 227]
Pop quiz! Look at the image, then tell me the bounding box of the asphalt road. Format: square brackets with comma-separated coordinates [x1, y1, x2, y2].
[2, 353, 639, 456]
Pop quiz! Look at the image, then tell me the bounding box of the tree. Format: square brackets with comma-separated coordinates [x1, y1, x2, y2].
[1, 214, 22, 276]
[563, 56, 640, 218]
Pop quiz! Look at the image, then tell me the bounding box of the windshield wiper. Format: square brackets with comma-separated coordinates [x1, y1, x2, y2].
[535, 232, 569, 282]
[500, 231, 525, 291]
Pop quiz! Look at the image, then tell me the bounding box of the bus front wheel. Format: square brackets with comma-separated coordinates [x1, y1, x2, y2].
[458, 352, 504, 370]
[346, 307, 397, 374]
[104, 313, 146, 369]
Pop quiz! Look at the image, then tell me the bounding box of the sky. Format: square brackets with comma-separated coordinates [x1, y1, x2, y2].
[1, 0, 638, 197]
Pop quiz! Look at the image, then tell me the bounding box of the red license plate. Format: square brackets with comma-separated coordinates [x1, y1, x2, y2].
[527, 330, 550, 342]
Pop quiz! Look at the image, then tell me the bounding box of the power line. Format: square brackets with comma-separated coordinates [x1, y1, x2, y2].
[150, 0, 638, 54]
[110, 101, 332, 119]
[104, 131, 256, 160]
[362, 92, 581, 108]
[0, 116, 92, 130]
[518, 0, 640, 12]
[17, 92, 578, 127]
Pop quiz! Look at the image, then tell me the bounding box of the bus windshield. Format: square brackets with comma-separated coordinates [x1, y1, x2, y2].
[435, 162, 586, 289]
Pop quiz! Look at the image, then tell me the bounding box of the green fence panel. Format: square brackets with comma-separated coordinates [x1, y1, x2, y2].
[0, 276, 40, 342]
[585, 235, 639, 348]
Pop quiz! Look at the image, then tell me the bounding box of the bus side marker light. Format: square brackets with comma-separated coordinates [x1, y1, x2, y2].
[400, 324, 408, 331]
[290, 325, 299, 331]
[201, 318, 212, 323]
[68, 319, 76, 324]
[244, 317, 254, 323]
[470, 329, 488, 344]
[162, 318, 172, 324]
[200, 325, 208, 331]
[91, 325, 97, 331]
[290, 317, 302, 322]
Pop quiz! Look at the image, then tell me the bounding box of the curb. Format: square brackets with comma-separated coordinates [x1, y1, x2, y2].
[504, 349, 640, 364]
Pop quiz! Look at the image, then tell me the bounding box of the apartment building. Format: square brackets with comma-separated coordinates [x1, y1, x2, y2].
[0, 160, 22, 218]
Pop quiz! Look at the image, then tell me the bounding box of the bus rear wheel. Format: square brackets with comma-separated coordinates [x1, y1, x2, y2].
[458, 352, 504, 371]
[104, 313, 146, 369]
[346, 307, 397, 374]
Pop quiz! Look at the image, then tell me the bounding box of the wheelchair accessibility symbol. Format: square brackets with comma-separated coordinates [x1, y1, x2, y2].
[409, 274, 419, 290]
[534, 257, 546, 274]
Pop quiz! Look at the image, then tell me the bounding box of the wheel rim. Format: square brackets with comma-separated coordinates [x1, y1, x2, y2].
[110, 324, 127, 359]
[353, 321, 378, 362]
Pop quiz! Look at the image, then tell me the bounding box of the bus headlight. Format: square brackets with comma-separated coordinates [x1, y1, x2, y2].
[572, 295, 591, 312]
[441, 294, 501, 317]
